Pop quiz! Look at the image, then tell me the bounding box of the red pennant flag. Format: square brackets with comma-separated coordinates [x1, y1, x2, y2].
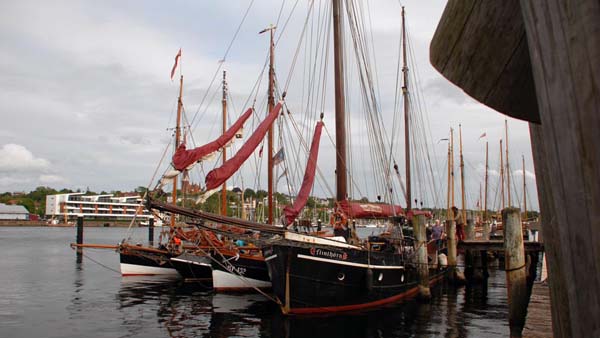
[170, 48, 182, 80]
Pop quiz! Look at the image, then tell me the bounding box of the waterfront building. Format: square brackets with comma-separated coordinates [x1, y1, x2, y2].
[0, 203, 30, 220]
[45, 193, 152, 221]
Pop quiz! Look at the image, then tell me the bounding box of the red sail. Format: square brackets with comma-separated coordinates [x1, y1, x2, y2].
[337, 200, 405, 219]
[283, 121, 324, 225]
[172, 107, 254, 171]
[205, 102, 283, 191]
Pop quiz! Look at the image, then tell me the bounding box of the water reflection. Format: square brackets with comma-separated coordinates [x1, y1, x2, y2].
[110, 273, 510, 338]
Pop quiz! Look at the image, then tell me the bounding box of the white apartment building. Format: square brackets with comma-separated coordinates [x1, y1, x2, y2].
[45, 193, 152, 221]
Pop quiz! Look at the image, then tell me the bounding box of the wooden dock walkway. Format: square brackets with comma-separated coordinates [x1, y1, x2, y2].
[523, 282, 553, 338]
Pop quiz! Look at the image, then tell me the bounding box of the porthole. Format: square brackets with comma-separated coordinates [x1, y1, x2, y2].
[378, 273, 383, 282]
[337, 272, 345, 281]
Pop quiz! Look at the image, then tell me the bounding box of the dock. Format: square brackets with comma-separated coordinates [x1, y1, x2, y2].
[523, 282, 553, 338]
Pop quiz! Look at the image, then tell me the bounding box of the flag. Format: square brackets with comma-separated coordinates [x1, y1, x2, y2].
[479, 132, 487, 139]
[258, 144, 264, 157]
[273, 147, 285, 165]
[277, 169, 287, 183]
[170, 48, 182, 80]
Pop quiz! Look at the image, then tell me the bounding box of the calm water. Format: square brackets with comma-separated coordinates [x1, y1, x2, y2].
[0, 227, 510, 338]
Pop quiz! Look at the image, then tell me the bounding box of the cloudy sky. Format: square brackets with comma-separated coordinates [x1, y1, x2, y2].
[0, 0, 538, 211]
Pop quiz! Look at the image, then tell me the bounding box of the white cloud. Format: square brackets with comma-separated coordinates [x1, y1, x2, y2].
[513, 169, 536, 181]
[0, 144, 50, 172]
[39, 174, 66, 184]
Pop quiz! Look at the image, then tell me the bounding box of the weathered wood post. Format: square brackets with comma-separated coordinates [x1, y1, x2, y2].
[464, 219, 474, 281]
[76, 216, 84, 262]
[148, 218, 154, 246]
[413, 214, 431, 300]
[445, 220, 465, 283]
[504, 207, 528, 338]
[482, 221, 491, 278]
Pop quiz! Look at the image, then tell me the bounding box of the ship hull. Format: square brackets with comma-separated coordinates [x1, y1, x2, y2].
[211, 250, 271, 291]
[119, 247, 179, 277]
[170, 253, 213, 283]
[263, 242, 445, 314]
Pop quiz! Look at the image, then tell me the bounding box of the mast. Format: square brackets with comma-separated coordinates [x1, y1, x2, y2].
[505, 120, 511, 207]
[500, 139, 505, 210]
[260, 25, 277, 224]
[171, 74, 183, 228]
[484, 141, 489, 222]
[446, 140, 451, 219]
[450, 128, 455, 210]
[459, 124, 466, 222]
[523, 155, 527, 221]
[401, 6, 411, 211]
[332, 0, 347, 203]
[221, 71, 228, 216]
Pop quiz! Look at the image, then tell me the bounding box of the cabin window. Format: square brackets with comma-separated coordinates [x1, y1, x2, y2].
[337, 272, 345, 281]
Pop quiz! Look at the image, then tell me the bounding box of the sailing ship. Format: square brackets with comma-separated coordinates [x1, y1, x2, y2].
[146, 1, 447, 314]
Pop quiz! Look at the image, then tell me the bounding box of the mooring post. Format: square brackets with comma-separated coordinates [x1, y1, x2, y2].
[413, 214, 431, 300]
[76, 216, 84, 262]
[464, 219, 474, 282]
[148, 218, 154, 246]
[503, 207, 528, 338]
[445, 220, 464, 283]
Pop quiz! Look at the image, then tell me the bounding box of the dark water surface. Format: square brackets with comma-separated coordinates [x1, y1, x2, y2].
[0, 227, 510, 337]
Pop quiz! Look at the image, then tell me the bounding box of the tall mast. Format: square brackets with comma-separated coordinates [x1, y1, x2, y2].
[446, 140, 451, 219]
[500, 139, 505, 210]
[171, 74, 183, 228]
[401, 6, 411, 211]
[221, 71, 228, 216]
[484, 141, 489, 222]
[505, 120, 511, 206]
[332, 0, 347, 203]
[450, 128, 455, 210]
[260, 25, 276, 224]
[459, 124, 466, 222]
[523, 155, 527, 221]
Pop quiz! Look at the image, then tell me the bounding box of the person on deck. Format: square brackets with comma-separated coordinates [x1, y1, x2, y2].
[452, 206, 466, 241]
[431, 219, 445, 249]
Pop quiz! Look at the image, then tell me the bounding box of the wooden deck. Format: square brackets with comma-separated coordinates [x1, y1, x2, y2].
[523, 282, 553, 338]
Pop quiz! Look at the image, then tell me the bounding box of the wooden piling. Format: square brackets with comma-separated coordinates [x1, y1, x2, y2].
[76, 216, 83, 262]
[148, 218, 154, 246]
[503, 208, 528, 338]
[413, 214, 431, 300]
[445, 220, 465, 283]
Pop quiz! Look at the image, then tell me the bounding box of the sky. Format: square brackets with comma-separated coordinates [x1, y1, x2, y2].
[0, 0, 538, 211]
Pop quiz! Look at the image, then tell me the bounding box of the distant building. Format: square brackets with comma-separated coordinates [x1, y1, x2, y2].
[45, 193, 152, 221]
[0, 203, 29, 220]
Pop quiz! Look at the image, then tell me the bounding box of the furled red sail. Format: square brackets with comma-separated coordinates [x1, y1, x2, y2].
[283, 121, 324, 225]
[337, 200, 405, 219]
[205, 102, 283, 191]
[172, 107, 254, 171]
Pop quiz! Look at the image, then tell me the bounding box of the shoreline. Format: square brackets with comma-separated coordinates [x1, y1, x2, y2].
[0, 220, 145, 227]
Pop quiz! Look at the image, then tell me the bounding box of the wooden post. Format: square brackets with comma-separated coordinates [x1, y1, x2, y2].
[76, 216, 83, 262]
[445, 220, 464, 283]
[503, 207, 528, 338]
[413, 214, 431, 300]
[521, 2, 600, 335]
[148, 218, 154, 246]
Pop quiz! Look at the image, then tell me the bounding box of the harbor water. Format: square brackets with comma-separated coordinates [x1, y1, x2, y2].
[0, 227, 511, 338]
